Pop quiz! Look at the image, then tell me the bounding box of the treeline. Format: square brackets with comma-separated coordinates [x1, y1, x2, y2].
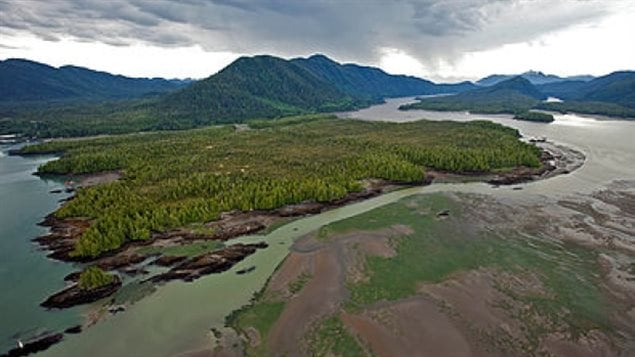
[398, 95, 536, 115]
[78, 266, 115, 290]
[535, 101, 635, 119]
[513, 111, 555, 123]
[22, 116, 541, 258]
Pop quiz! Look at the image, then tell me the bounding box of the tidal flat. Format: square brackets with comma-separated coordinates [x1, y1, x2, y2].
[228, 190, 635, 356]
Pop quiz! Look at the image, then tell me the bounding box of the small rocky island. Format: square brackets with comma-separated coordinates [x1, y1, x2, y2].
[41, 267, 121, 309]
[513, 111, 555, 123]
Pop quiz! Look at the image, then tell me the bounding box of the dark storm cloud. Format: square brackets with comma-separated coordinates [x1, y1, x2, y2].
[0, 0, 618, 66]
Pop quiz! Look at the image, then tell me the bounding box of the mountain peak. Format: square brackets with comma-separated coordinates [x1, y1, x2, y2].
[522, 70, 546, 76]
[306, 53, 336, 62]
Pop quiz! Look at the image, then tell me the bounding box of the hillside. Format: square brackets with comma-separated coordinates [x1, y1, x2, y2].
[537, 80, 588, 99]
[403, 71, 635, 119]
[2, 54, 478, 137]
[0, 58, 189, 103]
[572, 71, 635, 107]
[157, 53, 477, 126]
[538, 71, 635, 106]
[400, 77, 545, 114]
[155, 55, 363, 126]
[292, 54, 475, 99]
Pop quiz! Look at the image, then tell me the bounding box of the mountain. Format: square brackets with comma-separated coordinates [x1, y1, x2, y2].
[536, 80, 588, 99]
[400, 76, 546, 114]
[572, 71, 635, 107]
[537, 71, 635, 107]
[0, 58, 190, 103]
[154, 55, 363, 125]
[404, 71, 635, 118]
[292, 54, 475, 99]
[477, 70, 594, 87]
[153, 54, 476, 126]
[3, 54, 484, 137]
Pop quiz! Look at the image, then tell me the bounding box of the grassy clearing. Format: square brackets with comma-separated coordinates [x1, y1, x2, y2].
[321, 193, 610, 339]
[227, 300, 285, 357]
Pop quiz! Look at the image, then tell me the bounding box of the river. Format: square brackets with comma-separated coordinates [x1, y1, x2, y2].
[1, 98, 633, 356]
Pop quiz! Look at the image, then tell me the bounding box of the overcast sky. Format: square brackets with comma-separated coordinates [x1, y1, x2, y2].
[1, 0, 634, 82]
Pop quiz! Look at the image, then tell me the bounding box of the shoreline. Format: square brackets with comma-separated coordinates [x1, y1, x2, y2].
[33, 140, 582, 300]
[395, 102, 635, 122]
[3, 141, 584, 356]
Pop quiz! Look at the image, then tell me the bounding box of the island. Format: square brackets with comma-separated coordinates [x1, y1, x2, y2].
[15, 115, 569, 312]
[513, 111, 555, 123]
[41, 267, 121, 309]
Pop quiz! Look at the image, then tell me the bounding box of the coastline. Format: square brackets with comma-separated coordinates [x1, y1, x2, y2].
[3, 139, 584, 356]
[33, 140, 582, 299]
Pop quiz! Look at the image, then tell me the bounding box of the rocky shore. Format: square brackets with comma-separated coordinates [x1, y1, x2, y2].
[29, 142, 583, 314]
[149, 242, 268, 283]
[41, 277, 122, 309]
[488, 141, 584, 185]
[32, 183, 388, 272]
[1, 333, 63, 357]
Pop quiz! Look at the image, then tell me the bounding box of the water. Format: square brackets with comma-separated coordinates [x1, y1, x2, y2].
[339, 97, 635, 193]
[1, 98, 633, 356]
[0, 145, 81, 352]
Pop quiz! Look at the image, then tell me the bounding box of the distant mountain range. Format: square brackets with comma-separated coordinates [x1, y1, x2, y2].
[0, 58, 191, 103]
[1, 55, 633, 137]
[476, 70, 595, 87]
[401, 71, 635, 118]
[0, 54, 478, 137]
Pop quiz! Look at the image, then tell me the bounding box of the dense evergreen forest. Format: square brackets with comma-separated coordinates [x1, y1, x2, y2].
[21, 116, 541, 258]
[535, 101, 635, 118]
[399, 77, 546, 115]
[513, 111, 554, 123]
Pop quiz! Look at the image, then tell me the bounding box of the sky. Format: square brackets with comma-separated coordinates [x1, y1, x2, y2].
[1, 0, 634, 82]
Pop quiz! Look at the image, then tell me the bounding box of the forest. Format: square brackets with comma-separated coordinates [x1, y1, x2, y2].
[21, 116, 542, 258]
[513, 111, 555, 122]
[536, 101, 635, 118]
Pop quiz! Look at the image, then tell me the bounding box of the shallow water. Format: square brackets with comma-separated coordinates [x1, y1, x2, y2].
[0, 145, 81, 352]
[3, 98, 633, 356]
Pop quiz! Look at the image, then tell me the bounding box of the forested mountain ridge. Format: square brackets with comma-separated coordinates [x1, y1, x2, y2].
[154, 54, 479, 125]
[400, 76, 546, 114]
[292, 54, 476, 99]
[402, 72, 635, 118]
[2, 55, 633, 138]
[0, 58, 189, 103]
[568, 71, 635, 107]
[0, 54, 477, 137]
[154, 55, 364, 125]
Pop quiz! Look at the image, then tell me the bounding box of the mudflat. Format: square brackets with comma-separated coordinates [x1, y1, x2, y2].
[228, 187, 635, 356]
